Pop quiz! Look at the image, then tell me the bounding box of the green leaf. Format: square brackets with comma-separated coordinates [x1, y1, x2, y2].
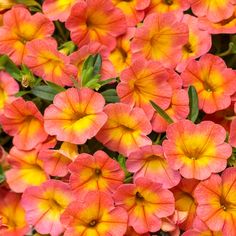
[15, 91, 31, 97]
[46, 81, 66, 92]
[98, 77, 117, 87]
[150, 100, 174, 124]
[15, 0, 42, 9]
[0, 165, 5, 184]
[0, 55, 21, 81]
[93, 54, 102, 75]
[188, 85, 199, 123]
[31, 85, 60, 101]
[101, 89, 119, 103]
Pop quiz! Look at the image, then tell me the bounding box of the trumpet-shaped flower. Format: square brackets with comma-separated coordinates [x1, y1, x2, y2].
[21, 180, 74, 236]
[42, 0, 80, 22]
[131, 12, 188, 68]
[0, 98, 48, 150]
[44, 88, 107, 144]
[65, 0, 127, 50]
[38, 142, 78, 177]
[114, 177, 175, 234]
[194, 167, 236, 235]
[127, 145, 181, 189]
[6, 147, 48, 193]
[24, 39, 77, 86]
[117, 58, 172, 119]
[0, 191, 29, 236]
[0, 6, 54, 65]
[163, 120, 232, 180]
[69, 150, 124, 198]
[181, 54, 236, 114]
[96, 103, 152, 156]
[0, 71, 19, 113]
[61, 191, 128, 236]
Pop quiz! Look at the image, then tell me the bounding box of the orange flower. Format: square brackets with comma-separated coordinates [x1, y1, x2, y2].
[0, 5, 54, 65]
[0, 98, 48, 150]
[96, 103, 152, 156]
[65, 0, 127, 50]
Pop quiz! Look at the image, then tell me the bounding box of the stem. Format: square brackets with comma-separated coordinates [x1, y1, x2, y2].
[217, 43, 234, 57]
[55, 21, 67, 42]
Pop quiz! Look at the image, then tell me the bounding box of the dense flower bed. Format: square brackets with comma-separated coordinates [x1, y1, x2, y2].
[1, 0, 236, 235]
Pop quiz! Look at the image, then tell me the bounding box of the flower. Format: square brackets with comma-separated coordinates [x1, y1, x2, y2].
[126, 145, 181, 189]
[69, 150, 124, 198]
[114, 177, 175, 234]
[44, 88, 107, 144]
[163, 120, 232, 179]
[21, 180, 74, 236]
[65, 0, 127, 50]
[0, 97, 48, 150]
[181, 54, 236, 114]
[0, 5, 54, 65]
[96, 103, 152, 156]
[194, 167, 236, 235]
[61, 191, 128, 236]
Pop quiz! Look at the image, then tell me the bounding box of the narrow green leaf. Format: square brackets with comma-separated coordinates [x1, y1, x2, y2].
[93, 54, 102, 75]
[15, 91, 31, 97]
[0, 165, 5, 184]
[46, 81, 66, 92]
[188, 85, 199, 122]
[150, 100, 174, 124]
[101, 89, 119, 103]
[31, 86, 59, 101]
[98, 77, 117, 86]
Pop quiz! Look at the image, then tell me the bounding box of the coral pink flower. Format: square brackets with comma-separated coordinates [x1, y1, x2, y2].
[163, 120, 232, 180]
[114, 177, 175, 234]
[127, 145, 181, 189]
[65, 0, 127, 50]
[44, 88, 107, 144]
[70, 42, 116, 82]
[117, 58, 172, 119]
[24, 39, 77, 86]
[145, 0, 190, 19]
[42, 0, 80, 22]
[0, 190, 29, 236]
[189, 0, 236, 22]
[182, 54, 236, 114]
[5, 147, 48, 193]
[171, 178, 199, 231]
[96, 103, 152, 156]
[22, 180, 74, 236]
[176, 14, 212, 72]
[0, 98, 48, 150]
[0, 6, 54, 65]
[0, 71, 19, 113]
[69, 150, 124, 198]
[194, 167, 236, 235]
[112, 0, 150, 26]
[131, 12, 188, 68]
[38, 142, 78, 177]
[61, 191, 128, 236]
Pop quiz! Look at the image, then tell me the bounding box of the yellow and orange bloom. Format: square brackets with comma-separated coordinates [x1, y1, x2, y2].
[69, 150, 124, 198]
[42, 0, 80, 22]
[0, 71, 19, 113]
[171, 178, 199, 231]
[163, 120, 232, 180]
[117, 58, 172, 119]
[189, 0, 236, 22]
[44, 88, 107, 144]
[194, 167, 236, 235]
[0, 5, 54, 65]
[131, 12, 188, 68]
[112, 0, 150, 26]
[96, 103, 152, 156]
[0, 98, 48, 150]
[38, 142, 78, 177]
[61, 191, 128, 236]
[0, 0, 15, 11]
[114, 177, 175, 234]
[176, 14, 212, 72]
[5, 147, 48, 193]
[182, 54, 236, 114]
[21, 180, 74, 236]
[127, 145, 181, 189]
[24, 39, 77, 86]
[70, 42, 116, 82]
[65, 0, 127, 50]
[0, 190, 29, 236]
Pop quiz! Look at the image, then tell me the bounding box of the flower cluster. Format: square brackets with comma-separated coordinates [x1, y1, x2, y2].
[1, 0, 236, 236]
